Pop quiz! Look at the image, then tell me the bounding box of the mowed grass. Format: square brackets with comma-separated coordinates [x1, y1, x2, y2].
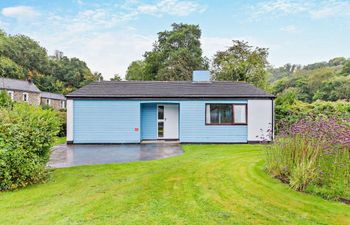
[0, 145, 349, 225]
[54, 136, 66, 145]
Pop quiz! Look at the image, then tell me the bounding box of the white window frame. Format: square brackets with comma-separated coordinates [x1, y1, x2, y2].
[60, 100, 66, 109]
[7, 90, 14, 100]
[23, 92, 29, 102]
[46, 98, 51, 106]
[205, 103, 247, 125]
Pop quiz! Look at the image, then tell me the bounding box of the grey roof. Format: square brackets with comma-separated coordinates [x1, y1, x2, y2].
[66, 81, 274, 98]
[41, 92, 66, 100]
[0, 77, 41, 93]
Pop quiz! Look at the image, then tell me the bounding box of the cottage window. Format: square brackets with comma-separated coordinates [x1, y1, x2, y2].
[60, 100, 65, 109]
[23, 93, 28, 102]
[206, 104, 247, 125]
[46, 99, 51, 106]
[7, 91, 14, 100]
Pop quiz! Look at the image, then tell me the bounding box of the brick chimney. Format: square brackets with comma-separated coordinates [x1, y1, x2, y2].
[27, 69, 33, 83]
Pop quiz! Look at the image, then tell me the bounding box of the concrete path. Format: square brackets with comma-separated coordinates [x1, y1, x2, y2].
[48, 143, 183, 168]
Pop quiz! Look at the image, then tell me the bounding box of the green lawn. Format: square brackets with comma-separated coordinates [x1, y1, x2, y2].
[53, 136, 66, 146]
[1, 145, 349, 224]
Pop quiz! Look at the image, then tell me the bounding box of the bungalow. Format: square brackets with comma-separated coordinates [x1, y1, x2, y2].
[66, 71, 274, 144]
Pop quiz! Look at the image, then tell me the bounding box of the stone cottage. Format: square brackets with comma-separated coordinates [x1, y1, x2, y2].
[0, 77, 41, 106]
[41, 92, 66, 110]
[0, 77, 66, 110]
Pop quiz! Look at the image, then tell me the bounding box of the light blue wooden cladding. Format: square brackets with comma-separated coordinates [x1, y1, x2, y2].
[179, 101, 247, 143]
[73, 99, 248, 143]
[74, 100, 140, 143]
[141, 103, 157, 140]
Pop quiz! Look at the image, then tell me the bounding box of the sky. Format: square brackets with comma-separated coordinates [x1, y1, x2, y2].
[1, 0, 350, 80]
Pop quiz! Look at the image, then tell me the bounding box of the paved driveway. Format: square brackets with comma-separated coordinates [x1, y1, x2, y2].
[48, 143, 183, 168]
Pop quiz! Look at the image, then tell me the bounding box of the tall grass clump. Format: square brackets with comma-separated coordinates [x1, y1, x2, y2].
[265, 118, 350, 201]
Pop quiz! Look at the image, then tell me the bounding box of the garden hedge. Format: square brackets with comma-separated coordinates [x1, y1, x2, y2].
[0, 92, 60, 191]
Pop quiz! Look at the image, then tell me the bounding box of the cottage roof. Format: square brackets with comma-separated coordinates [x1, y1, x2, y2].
[0, 77, 41, 93]
[66, 81, 274, 99]
[41, 92, 66, 100]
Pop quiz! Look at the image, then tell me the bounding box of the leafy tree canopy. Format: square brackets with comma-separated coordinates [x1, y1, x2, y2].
[125, 60, 146, 80]
[211, 40, 269, 89]
[126, 23, 208, 81]
[110, 74, 122, 81]
[0, 29, 101, 94]
[271, 58, 350, 103]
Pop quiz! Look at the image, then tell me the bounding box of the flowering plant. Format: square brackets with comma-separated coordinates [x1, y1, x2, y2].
[265, 117, 350, 200]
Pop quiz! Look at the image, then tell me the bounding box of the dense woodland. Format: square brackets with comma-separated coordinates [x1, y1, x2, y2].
[269, 58, 350, 102]
[0, 30, 101, 94]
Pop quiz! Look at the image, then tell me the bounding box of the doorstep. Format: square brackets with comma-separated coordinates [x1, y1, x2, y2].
[141, 140, 180, 144]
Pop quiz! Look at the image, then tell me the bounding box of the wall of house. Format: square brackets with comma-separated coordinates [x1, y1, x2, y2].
[141, 103, 157, 140]
[12, 90, 40, 106]
[73, 100, 140, 143]
[179, 100, 248, 143]
[139, 101, 248, 142]
[247, 99, 273, 142]
[70, 99, 272, 144]
[41, 98, 65, 110]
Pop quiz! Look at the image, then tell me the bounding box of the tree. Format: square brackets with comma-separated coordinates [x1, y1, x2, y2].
[126, 23, 207, 81]
[125, 60, 146, 80]
[5, 34, 49, 74]
[93, 72, 103, 82]
[328, 57, 347, 66]
[314, 76, 350, 101]
[340, 60, 350, 76]
[0, 56, 26, 79]
[110, 74, 122, 81]
[212, 40, 269, 89]
[0, 29, 100, 94]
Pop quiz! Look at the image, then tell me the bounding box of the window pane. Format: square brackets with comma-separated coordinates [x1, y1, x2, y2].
[234, 105, 246, 124]
[23, 93, 28, 102]
[158, 106, 164, 120]
[207, 104, 232, 124]
[158, 121, 164, 138]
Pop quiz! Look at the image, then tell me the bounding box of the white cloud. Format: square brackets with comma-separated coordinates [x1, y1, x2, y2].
[251, 0, 307, 19]
[280, 25, 298, 33]
[1, 1, 206, 79]
[310, 1, 350, 19]
[1, 6, 39, 20]
[258, 0, 306, 14]
[33, 30, 154, 79]
[201, 37, 232, 59]
[252, 0, 350, 19]
[137, 0, 207, 16]
[75, 0, 84, 5]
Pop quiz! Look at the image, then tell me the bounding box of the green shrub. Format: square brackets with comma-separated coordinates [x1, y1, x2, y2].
[275, 90, 350, 132]
[0, 103, 60, 191]
[0, 90, 13, 108]
[57, 110, 66, 137]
